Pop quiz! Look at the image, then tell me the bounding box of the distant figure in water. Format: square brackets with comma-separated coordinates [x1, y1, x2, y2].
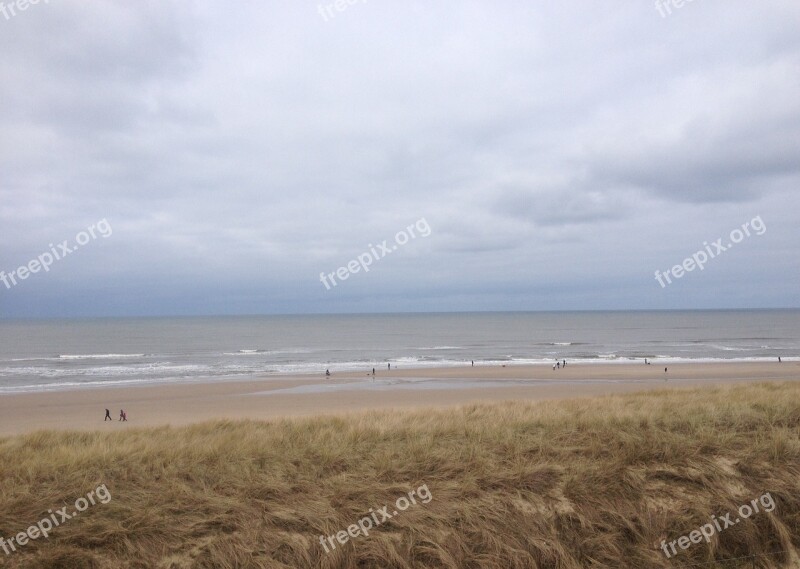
[372, 367, 375, 375]
[645, 358, 648, 365]
[778, 357, 782, 363]
[325, 369, 330, 377]
[562, 360, 566, 367]
[471, 360, 474, 366]
[557, 362, 560, 369]
[388, 363, 391, 370]
[104, 409, 112, 421]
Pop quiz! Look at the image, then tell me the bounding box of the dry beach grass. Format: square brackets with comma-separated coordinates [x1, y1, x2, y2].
[1, 382, 799, 568]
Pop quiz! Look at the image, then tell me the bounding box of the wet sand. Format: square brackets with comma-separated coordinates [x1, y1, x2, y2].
[0, 361, 796, 436]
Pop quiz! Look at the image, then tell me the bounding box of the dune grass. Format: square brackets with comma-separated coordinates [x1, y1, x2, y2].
[1, 382, 800, 568]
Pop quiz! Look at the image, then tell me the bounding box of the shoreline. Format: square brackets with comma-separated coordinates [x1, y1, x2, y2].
[0, 361, 796, 436]
[2, 356, 797, 396]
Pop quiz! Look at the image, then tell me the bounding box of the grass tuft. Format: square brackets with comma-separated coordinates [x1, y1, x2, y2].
[1, 382, 800, 568]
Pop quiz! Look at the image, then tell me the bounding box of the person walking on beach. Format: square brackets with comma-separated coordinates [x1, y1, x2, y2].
[119, 409, 127, 422]
[664, 367, 668, 373]
[388, 363, 391, 370]
[778, 356, 782, 363]
[471, 360, 474, 366]
[104, 408, 112, 421]
[325, 369, 330, 377]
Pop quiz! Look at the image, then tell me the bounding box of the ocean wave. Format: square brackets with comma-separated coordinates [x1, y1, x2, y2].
[0, 363, 214, 378]
[223, 348, 314, 356]
[0, 373, 265, 394]
[58, 354, 145, 360]
[2, 354, 799, 394]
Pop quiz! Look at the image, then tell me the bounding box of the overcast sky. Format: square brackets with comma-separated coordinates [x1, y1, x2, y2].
[1, 1, 798, 318]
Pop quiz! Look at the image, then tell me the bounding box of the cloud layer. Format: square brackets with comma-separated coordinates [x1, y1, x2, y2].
[1, 1, 798, 316]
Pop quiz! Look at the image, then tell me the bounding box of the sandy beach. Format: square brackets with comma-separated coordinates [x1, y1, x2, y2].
[0, 361, 796, 436]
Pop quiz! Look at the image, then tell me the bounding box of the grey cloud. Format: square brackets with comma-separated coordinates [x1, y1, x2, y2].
[0, 1, 798, 316]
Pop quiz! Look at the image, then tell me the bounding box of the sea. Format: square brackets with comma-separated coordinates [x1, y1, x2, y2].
[0, 310, 797, 393]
